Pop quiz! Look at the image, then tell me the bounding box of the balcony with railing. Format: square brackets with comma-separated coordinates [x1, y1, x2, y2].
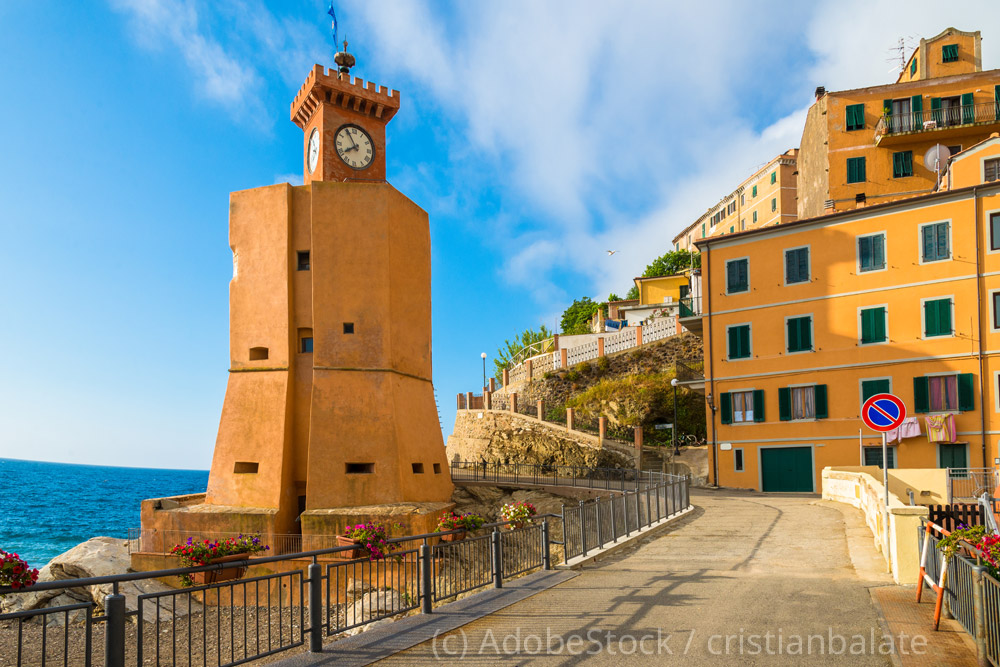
[674, 359, 705, 394]
[677, 296, 703, 334]
[874, 102, 1000, 146]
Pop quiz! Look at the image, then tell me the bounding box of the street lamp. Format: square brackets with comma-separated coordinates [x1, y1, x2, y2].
[481, 352, 487, 392]
[670, 378, 680, 456]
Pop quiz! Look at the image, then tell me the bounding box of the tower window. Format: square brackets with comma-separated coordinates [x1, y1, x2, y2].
[297, 251, 310, 271]
[249, 347, 269, 361]
[299, 328, 313, 353]
[346, 462, 374, 474]
[234, 462, 259, 474]
[343, 322, 355, 334]
[411, 463, 425, 474]
[433, 463, 442, 474]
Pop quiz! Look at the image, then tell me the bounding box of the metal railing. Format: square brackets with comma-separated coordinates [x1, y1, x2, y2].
[675, 359, 705, 383]
[678, 297, 702, 318]
[2, 462, 692, 666]
[875, 102, 1000, 140]
[985, 572, 1000, 667]
[508, 337, 556, 368]
[948, 468, 999, 504]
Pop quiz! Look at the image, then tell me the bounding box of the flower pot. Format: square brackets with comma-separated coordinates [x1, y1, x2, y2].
[335, 535, 368, 560]
[441, 530, 467, 542]
[189, 553, 250, 585]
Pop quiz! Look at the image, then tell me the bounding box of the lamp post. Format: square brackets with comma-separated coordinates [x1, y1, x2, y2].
[670, 378, 680, 457]
[481, 352, 487, 393]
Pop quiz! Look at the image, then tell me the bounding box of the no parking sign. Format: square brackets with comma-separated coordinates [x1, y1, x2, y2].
[861, 393, 906, 433]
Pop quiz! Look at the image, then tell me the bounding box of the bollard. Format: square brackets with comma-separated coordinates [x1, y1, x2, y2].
[104, 593, 126, 667]
[972, 564, 987, 663]
[308, 562, 323, 651]
[542, 520, 551, 570]
[420, 544, 433, 614]
[492, 529, 503, 588]
[579, 500, 588, 557]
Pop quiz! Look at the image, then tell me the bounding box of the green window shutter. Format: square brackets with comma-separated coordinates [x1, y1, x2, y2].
[872, 234, 884, 269]
[739, 326, 750, 358]
[913, 376, 929, 413]
[846, 103, 865, 131]
[771, 171, 776, 184]
[924, 299, 939, 336]
[847, 157, 865, 183]
[860, 308, 873, 343]
[910, 58, 917, 76]
[962, 93, 974, 124]
[778, 387, 791, 421]
[726, 261, 737, 291]
[903, 151, 913, 176]
[995, 85, 999, 121]
[858, 236, 871, 270]
[720, 392, 732, 425]
[753, 390, 765, 422]
[752, 211, 757, 223]
[814, 385, 828, 419]
[802, 316, 812, 350]
[922, 225, 935, 260]
[727, 326, 739, 358]
[862, 379, 890, 403]
[883, 98, 893, 118]
[958, 373, 975, 411]
[931, 97, 943, 124]
[943, 44, 958, 62]
[752, 185, 757, 198]
[911, 95, 923, 124]
[873, 307, 886, 342]
[786, 318, 798, 351]
[893, 152, 902, 177]
[939, 298, 952, 335]
[771, 198, 777, 212]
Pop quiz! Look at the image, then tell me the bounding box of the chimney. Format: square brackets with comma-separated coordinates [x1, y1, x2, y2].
[824, 199, 835, 213]
[855, 193, 866, 208]
[815, 86, 826, 100]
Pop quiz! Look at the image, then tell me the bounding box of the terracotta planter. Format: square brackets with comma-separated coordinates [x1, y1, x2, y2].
[440, 530, 467, 542]
[335, 535, 368, 560]
[189, 553, 250, 585]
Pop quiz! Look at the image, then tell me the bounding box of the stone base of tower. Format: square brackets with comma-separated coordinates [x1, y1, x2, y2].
[300, 501, 454, 550]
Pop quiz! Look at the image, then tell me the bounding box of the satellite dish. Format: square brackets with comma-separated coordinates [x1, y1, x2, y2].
[924, 144, 951, 171]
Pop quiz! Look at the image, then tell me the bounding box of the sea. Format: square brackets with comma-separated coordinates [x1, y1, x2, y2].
[0, 458, 209, 568]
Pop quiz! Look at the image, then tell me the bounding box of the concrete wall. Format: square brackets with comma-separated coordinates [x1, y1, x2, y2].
[822, 467, 928, 584]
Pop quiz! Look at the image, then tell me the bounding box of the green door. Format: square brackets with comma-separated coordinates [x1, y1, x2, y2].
[760, 447, 814, 492]
[939, 443, 968, 469]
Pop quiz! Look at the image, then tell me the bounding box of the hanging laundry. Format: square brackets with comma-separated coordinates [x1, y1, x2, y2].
[886, 418, 921, 444]
[925, 414, 956, 443]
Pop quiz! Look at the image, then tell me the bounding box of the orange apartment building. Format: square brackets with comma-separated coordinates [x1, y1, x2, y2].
[686, 136, 1000, 492]
[674, 150, 798, 252]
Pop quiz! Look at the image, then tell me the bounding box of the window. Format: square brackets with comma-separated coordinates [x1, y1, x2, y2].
[923, 297, 952, 337]
[249, 346, 269, 361]
[343, 322, 355, 334]
[726, 258, 749, 293]
[947, 144, 963, 157]
[720, 389, 765, 424]
[860, 306, 887, 344]
[734, 448, 745, 472]
[846, 157, 866, 183]
[914, 374, 975, 412]
[729, 226, 734, 234]
[727, 324, 751, 360]
[770, 171, 776, 184]
[433, 463, 442, 474]
[939, 443, 968, 469]
[778, 384, 827, 421]
[785, 247, 810, 284]
[892, 151, 913, 178]
[861, 378, 890, 405]
[411, 463, 425, 474]
[942, 44, 959, 63]
[297, 251, 310, 271]
[701, 223, 706, 237]
[993, 292, 1000, 330]
[300, 337, 314, 353]
[752, 211, 758, 224]
[858, 233, 885, 272]
[910, 57, 917, 76]
[864, 446, 896, 469]
[771, 198, 777, 212]
[727, 201, 737, 215]
[752, 185, 757, 198]
[986, 158, 1000, 183]
[921, 222, 950, 262]
[345, 462, 375, 474]
[740, 194, 745, 206]
[786, 315, 813, 353]
[846, 103, 865, 131]
[234, 462, 259, 474]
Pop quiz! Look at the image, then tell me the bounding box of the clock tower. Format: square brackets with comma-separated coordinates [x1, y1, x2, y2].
[292, 45, 398, 185]
[135, 50, 454, 558]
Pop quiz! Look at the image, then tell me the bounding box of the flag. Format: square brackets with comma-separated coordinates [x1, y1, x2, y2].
[328, 3, 338, 48]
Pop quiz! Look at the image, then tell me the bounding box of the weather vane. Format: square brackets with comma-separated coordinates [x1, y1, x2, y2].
[328, 3, 355, 73]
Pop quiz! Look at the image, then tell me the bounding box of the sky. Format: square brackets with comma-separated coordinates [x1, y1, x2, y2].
[0, 0, 998, 470]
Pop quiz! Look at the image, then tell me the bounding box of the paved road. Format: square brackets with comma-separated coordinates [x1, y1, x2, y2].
[375, 489, 905, 665]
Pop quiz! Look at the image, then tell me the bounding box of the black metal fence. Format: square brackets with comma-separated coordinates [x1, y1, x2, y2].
[1, 462, 691, 666]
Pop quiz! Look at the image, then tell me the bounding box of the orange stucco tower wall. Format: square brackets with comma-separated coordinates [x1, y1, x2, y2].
[138, 61, 453, 550]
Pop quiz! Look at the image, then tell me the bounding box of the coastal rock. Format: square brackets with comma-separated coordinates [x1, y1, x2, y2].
[344, 589, 402, 629]
[1, 537, 201, 625]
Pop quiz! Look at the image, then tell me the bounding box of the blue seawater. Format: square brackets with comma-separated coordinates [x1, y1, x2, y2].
[0, 458, 208, 568]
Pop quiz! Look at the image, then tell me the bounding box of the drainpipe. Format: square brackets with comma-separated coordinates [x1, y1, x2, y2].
[705, 245, 719, 487]
[974, 186, 988, 468]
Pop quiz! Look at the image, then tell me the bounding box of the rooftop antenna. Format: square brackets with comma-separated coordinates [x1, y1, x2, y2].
[886, 36, 918, 74]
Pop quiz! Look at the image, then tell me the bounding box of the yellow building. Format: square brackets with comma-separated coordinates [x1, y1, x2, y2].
[689, 135, 1000, 492]
[674, 150, 798, 252]
[799, 27, 1000, 218]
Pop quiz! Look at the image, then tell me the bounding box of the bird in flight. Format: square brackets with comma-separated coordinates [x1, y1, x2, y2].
[607, 250, 618, 256]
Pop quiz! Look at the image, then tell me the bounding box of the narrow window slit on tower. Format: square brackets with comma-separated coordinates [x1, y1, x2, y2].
[345, 462, 374, 474]
[234, 462, 259, 474]
[433, 463, 442, 474]
[411, 463, 425, 474]
[343, 322, 354, 334]
[249, 347, 269, 361]
[297, 251, 310, 271]
[299, 328, 314, 353]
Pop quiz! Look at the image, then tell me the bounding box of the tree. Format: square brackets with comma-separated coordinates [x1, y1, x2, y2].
[639, 249, 700, 278]
[607, 293, 621, 303]
[493, 325, 553, 383]
[560, 297, 601, 335]
[625, 285, 639, 300]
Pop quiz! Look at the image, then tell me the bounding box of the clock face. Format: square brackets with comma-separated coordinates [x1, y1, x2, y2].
[335, 125, 374, 170]
[307, 128, 320, 174]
